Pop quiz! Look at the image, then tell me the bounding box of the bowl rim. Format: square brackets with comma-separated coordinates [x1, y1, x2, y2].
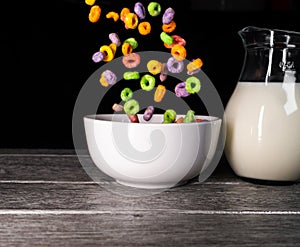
[84, 114, 221, 126]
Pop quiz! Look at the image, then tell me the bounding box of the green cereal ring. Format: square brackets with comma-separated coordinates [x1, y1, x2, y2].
[123, 71, 140, 80]
[147, 2, 161, 17]
[160, 32, 173, 45]
[120, 87, 133, 101]
[124, 99, 140, 115]
[124, 38, 138, 50]
[185, 76, 201, 94]
[140, 74, 156, 91]
[183, 110, 195, 123]
[163, 109, 177, 123]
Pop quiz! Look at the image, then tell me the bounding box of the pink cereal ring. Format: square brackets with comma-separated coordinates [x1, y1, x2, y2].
[122, 53, 141, 68]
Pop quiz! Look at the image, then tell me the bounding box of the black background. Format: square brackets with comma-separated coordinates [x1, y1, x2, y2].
[1, 0, 300, 149]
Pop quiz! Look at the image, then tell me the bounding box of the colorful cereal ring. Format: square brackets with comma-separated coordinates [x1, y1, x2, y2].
[123, 71, 140, 80]
[99, 76, 109, 87]
[89, 5, 101, 23]
[124, 13, 139, 29]
[92, 51, 104, 63]
[171, 44, 186, 61]
[120, 87, 133, 102]
[162, 7, 175, 24]
[122, 53, 141, 68]
[160, 63, 168, 82]
[175, 82, 190, 97]
[127, 114, 139, 123]
[147, 60, 162, 75]
[143, 106, 154, 121]
[99, 45, 114, 62]
[106, 11, 119, 22]
[112, 103, 124, 112]
[124, 99, 140, 115]
[163, 109, 176, 123]
[85, 0, 96, 6]
[160, 32, 173, 45]
[102, 70, 117, 85]
[134, 2, 146, 20]
[183, 110, 195, 123]
[109, 33, 121, 47]
[120, 8, 130, 21]
[154, 85, 166, 102]
[122, 42, 133, 56]
[187, 58, 203, 75]
[162, 20, 176, 33]
[148, 2, 161, 17]
[140, 74, 156, 91]
[185, 76, 201, 94]
[167, 57, 184, 73]
[138, 22, 151, 35]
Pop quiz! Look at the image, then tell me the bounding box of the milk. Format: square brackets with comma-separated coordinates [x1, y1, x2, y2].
[225, 82, 300, 181]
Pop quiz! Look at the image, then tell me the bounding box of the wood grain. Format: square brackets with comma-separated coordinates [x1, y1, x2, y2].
[0, 150, 299, 246]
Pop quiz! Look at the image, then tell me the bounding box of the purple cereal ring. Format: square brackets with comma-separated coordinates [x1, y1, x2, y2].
[162, 7, 175, 24]
[109, 33, 121, 47]
[175, 82, 190, 97]
[143, 106, 154, 121]
[102, 70, 117, 85]
[167, 57, 184, 73]
[92, 51, 104, 63]
[134, 2, 146, 20]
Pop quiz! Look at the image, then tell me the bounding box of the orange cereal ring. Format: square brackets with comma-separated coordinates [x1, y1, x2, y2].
[106, 11, 119, 22]
[120, 8, 130, 21]
[124, 13, 138, 29]
[88, 5, 101, 23]
[162, 20, 176, 33]
[99, 45, 114, 62]
[109, 43, 117, 55]
[187, 58, 203, 74]
[154, 85, 166, 102]
[171, 44, 186, 61]
[138, 22, 151, 35]
[122, 42, 133, 56]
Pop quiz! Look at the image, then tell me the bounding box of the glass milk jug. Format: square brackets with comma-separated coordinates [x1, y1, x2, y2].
[225, 26, 300, 182]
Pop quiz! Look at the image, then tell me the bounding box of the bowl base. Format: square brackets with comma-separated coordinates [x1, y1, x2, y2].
[115, 179, 188, 189]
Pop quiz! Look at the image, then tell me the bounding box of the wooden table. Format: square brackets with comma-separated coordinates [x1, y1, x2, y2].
[0, 149, 299, 246]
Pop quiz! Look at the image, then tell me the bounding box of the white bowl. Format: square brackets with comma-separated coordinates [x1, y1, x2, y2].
[84, 114, 222, 189]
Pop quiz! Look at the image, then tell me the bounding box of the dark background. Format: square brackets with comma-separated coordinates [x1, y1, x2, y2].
[1, 0, 300, 149]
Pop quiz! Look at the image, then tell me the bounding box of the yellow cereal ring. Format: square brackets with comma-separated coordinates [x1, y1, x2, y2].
[147, 60, 162, 75]
[138, 22, 151, 35]
[120, 8, 130, 21]
[106, 11, 119, 22]
[99, 45, 114, 62]
[162, 20, 176, 33]
[124, 13, 138, 29]
[171, 44, 186, 61]
[109, 43, 117, 55]
[89, 5, 101, 23]
[99, 76, 109, 87]
[85, 0, 96, 6]
[154, 85, 166, 102]
[122, 42, 133, 56]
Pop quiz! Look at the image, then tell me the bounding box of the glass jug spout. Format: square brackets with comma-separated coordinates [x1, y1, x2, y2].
[238, 26, 300, 83]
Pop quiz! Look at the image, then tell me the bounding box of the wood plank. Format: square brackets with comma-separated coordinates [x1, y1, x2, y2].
[0, 182, 299, 211]
[0, 214, 299, 246]
[0, 152, 236, 182]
